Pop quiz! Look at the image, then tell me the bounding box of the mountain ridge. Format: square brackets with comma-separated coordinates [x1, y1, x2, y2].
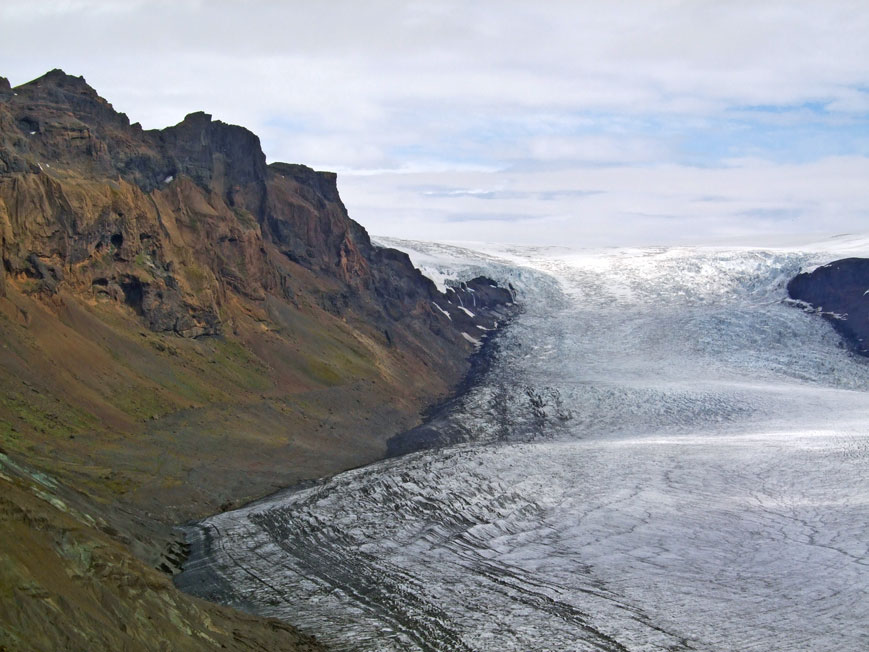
[0, 69, 516, 651]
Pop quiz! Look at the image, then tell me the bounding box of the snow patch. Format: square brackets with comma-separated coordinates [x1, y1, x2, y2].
[431, 302, 451, 320]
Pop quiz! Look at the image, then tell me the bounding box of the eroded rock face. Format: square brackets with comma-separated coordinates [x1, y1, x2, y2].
[787, 258, 869, 356]
[0, 69, 515, 349]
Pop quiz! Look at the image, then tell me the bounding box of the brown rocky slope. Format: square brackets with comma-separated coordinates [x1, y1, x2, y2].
[0, 70, 515, 650]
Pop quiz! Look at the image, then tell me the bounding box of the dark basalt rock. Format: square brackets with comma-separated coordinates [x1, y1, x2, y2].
[119, 274, 220, 338]
[787, 257, 869, 356]
[442, 276, 515, 328]
[156, 111, 268, 201]
[26, 253, 64, 294]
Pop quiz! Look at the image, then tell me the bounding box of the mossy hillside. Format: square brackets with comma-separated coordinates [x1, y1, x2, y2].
[0, 271, 426, 522]
[0, 471, 324, 652]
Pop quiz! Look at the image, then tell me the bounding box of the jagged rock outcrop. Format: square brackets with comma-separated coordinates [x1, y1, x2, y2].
[787, 258, 869, 356]
[0, 69, 512, 348]
[0, 70, 517, 651]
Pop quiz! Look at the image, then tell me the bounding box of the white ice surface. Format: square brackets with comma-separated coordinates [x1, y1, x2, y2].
[431, 302, 451, 320]
[184, 236, 869, 651]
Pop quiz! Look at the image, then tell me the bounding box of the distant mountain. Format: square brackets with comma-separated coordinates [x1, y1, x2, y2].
[0, 70, 515, 651]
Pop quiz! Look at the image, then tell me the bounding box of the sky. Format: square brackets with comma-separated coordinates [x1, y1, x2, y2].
[2, 0, 868, 247]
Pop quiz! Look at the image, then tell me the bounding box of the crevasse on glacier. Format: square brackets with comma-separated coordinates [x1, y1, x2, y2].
[177, 238, 869, 652]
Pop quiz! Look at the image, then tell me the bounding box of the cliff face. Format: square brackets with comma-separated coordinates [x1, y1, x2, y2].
[0, 70, 473, 348]
[787, 258, 869, 356]
[0, 70, 515, 651]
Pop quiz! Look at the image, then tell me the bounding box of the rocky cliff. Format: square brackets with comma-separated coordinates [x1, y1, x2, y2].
[787, 258, 869, 356]
[0, 70, 516, 651]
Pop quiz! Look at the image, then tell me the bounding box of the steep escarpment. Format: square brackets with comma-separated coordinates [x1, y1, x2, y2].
[0, 70, 515, 651]
[787, 258, 869, 356]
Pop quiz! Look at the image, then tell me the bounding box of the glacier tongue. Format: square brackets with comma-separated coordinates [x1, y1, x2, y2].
[178, 242, 869, 652]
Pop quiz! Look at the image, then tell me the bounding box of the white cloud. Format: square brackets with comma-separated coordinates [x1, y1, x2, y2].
[338, 157, 869, 246]
[1, 1, 868, 246]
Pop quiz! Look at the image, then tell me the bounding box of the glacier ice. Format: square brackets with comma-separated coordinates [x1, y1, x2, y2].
[178, 238, 869, 651]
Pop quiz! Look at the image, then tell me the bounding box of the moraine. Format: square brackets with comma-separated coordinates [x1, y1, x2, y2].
[177, 239, 869, 652]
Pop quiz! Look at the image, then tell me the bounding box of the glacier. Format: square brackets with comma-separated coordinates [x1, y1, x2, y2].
[177, 237, 869, 651]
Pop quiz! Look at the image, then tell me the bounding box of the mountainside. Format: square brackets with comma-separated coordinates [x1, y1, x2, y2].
[0, 70, 515, 651]
[174, 244, 869, 652]
[787, 258, 869, 356]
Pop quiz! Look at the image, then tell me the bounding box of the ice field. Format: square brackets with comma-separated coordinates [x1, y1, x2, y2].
[178, 237, 869, 651]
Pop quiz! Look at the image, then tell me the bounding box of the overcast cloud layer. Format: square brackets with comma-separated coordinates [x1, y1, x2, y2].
[2, 1, 868, 246]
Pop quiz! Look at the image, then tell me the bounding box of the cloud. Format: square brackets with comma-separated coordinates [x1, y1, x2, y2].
[1, 1, 868, 246]
[337, 156, 869, 246]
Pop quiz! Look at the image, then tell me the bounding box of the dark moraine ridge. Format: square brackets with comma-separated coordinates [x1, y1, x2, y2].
[386, 278, 518, 457]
